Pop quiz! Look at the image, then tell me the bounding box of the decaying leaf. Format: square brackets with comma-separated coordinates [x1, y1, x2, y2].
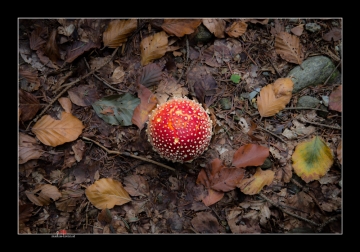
[232, 143, 269, 168]
[191, 212, 225, 233]
[65, 40, 100, 63]
[25, 184, 62, 206]
[132, 84, 158, 130]
[257, 78, 294, 117]
[291, 24, 304, 36]
[138, 63, 163, 87]
[210, 167, 245, 192]
[32, 111, 85, 147]
[225, 21, 248, 37]
[85, 178, 131, 209]
[92, 93, 140, 126]
[19, 89, 40, 122]
[55, 189, 84, 212]
[154, 76, 189, 105]
[19, 133, 44, 164]
[292, 136, 334, 183]
[72, 139, 86, 162]
[323, 27, 341, 42]
[202, 19, 225, 38]
[161, 19, 201, 37]
[58, 97, 72, 113]
[140, 31, 168, 66]
[275, 31, 304, 65]
[238, 167, 274, 195]
[68, 84, 100, 107]
[329, 85, 341, 112]
[29, 26, 47, 50]
[123, 175, 149, 197]
[103, 19, 137, 48]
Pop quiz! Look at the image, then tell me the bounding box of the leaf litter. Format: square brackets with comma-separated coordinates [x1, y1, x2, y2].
[18, 18, 342, 234]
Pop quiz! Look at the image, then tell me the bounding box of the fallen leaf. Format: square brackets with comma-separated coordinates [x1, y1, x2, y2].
[85, 178, 131, 209]
[58, 97, 72, 113]
[65, 40, 100, 63]
[31, 111, 85, 147]
[44, 29, 61, 64]
[275, 31, 304, 65]
[19, 89, 40, 122]
[72, 139, 85, 162]
[238, 167, 274, 195]
[140, 31, 168, 66]
[275, 164, 292, 183]
[138, 63, 163, 87]
[225, 21, 248, 37]
[29, 26, 47, 50]
[161, 19, 201, 37]
[55, 189, 84, 212]
[25, 184, 62, 206]
[292, 136, 334, 183]
[123, 175, 149, 197]
[92, 93, 140, 126]
[19, 133, 44, 164]
[328, 85, 341, 112]
[210, 167, 245, 192]
[103, 19, 137, 48]
[232, 143, 269, 168]
[19, 66, 41, 92]
[191, 212, 225, 233]
[154, 76, 189, 104]
[323, 27, 341, 42]
[98, 208, 113, 224]
[131, 84, 158, 130]
[291, 24, 304, 36]
[257, 78, 294, 117]
[202, 19, 225, 38]
[68, 84, 100, 107]
[201, 45, 221, 67]
[19, 203, 33, 225]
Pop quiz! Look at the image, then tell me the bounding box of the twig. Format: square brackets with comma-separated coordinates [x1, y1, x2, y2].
[267, 58, 282, 78]
[257, 125, 287, 144]
[258, 192, 320, 227]
[317, 215, 341, 233]
[26, 47, 119, 131]
[82, 136, 176, 172]
[284, 107, 329, 112]
[323, 61, 341, 86]
[83, 57, 126, 93]
[299, 118, 341, 130]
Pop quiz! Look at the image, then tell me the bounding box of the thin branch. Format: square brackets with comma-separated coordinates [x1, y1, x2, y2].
[284, 107, 329, 112]
[83, 57, 126, 93]
[323, 61, 341, 86]
[258, 192, 320, 227]
[82, 136, 176, 172]
[26, 47, 119, 131]
[299, 118, 341, 130]
[257, 125, 287, 144]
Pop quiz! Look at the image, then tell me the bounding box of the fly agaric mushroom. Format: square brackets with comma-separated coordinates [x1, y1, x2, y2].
[147, 97, 213, 163]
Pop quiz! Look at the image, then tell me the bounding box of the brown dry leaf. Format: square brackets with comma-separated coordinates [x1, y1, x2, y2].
[323, 27, 341, 42]
[32, 111, 84, 147]
[154, 76, 188, 104]
[201, 45, 222, 67]
[19, 203, 33, 225]
[225, 21, 248, 37]
[140, 31, 168, 66]
[19, 67, 41, 92]
[19, 89, 40, 122]
[291, 24, 304, 36]
[257, 77, 294, 117]
[110, 66, 125, 84]
[55, 189, 84, 212]
[98, 208, 113, 225]
[210, 167, 245, 192]
[25, 184, 62, 206]
[132, 84, 158, 131]
[337, 141, 342, 165]
[19, 132, 44, 164]
[123, 175, 149, 197]
[202, 19, 225, 38]
[275, 164, 293, 183]
[161, 19, 202, 37]
[103, 19, 137, 48]
[44, 29, 61, 64]
[226, 207, 261, 233]
[85, 178, 131, 209]
[329, 85, 341, 112]
[138, 63, 163, 88]
[65, 40, 100, 63]
[191, 212, 225, 233]
[72, 139, 85, 162]
[29, 26, 47, 50]
[58, 97, 72, 113]
[238, 167, 274, 195]
[68, 84, 100, 107]
[275, 31, 304, 65]
[232, 143, 269, 168]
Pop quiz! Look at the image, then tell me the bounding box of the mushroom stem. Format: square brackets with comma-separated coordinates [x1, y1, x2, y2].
[82, 137, 176, 172]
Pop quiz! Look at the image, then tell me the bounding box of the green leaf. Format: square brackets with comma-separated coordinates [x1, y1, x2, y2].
[292, 136, 333, 183]
[92, 93, 140, 126]
[230, 74, 241, 84]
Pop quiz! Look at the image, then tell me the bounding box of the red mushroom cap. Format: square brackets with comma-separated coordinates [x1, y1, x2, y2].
[147, 97, 213, 163]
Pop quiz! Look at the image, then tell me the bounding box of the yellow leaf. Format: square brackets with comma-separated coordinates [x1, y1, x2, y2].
[25, 184, 62, 206]
[103, 19, 137, 48]
[237, 167, 274, 195]
[292, 136, 334, 183]
[32, 111, 84, 147]
[140, 31, 168, 66]
[257, 77, 293, 117]
[85, 178, 131, 209]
